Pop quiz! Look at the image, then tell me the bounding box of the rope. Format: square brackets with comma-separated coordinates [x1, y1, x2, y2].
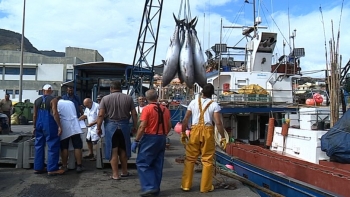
[215, 162, 285, 197]
[177, 0, 183, 19]
[214, 126, 230, 147]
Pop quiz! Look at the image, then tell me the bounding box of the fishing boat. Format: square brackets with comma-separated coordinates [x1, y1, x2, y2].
[192, 1, 350, 196]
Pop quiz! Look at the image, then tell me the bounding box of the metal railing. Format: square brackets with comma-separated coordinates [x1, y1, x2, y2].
[214, 88, 297, 106]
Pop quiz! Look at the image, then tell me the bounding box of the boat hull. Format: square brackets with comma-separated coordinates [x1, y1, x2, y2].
[215, 147, 343, 197]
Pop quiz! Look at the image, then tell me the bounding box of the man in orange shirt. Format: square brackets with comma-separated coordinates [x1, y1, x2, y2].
[132, 89, 172, 197]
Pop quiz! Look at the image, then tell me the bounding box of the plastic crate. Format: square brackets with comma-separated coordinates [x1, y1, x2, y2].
[220, 95, 232, 101]
[96, 137, 136, 169]
[247, 94, 257, 101]
[257, 94, 270, 102]
[231, 94, 244, 101]
[0, 141, 23, 168]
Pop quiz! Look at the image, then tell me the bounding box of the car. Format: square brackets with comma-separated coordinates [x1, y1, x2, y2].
[0, 113, 10, 134]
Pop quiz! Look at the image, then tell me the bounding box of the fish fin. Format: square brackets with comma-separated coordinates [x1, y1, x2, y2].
[190, 17, 198, 29]
[173, 13, 181, 26]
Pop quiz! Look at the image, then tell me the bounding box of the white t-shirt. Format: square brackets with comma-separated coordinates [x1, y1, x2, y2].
[130, 105, 145, 124]
[58, 100, 83, 140]
[84, 102, 104, 140]
[135, 105, 145, 114]
[187, 98, 221, 126]
[58, 100, 77, 120]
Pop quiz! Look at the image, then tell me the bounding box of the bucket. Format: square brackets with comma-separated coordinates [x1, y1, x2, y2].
[317, 121, 325, 130]
[222, 66, 230, 72]
[223, 83, 230, 92]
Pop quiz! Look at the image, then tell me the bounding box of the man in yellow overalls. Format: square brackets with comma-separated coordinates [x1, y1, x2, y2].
[180, 83, 227, 193]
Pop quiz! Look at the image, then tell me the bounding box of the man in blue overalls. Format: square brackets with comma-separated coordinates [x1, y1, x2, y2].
[131, 89, 172, 197]
[33, 84, 65, 176]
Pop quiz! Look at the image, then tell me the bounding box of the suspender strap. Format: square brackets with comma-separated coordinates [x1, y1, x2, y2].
[198, 96, 213, 125]
[152, 103, 166, 135]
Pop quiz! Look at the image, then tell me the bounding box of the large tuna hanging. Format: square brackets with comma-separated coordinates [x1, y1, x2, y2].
[161, 14, 207, 88]
[161, 15, 182, 87]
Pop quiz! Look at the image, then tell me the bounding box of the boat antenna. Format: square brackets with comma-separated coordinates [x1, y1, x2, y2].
[336, 0, 344, 60]
[208, 0, 211, 50]
[217, 18, 223, 96]
[319, 5, 329, 93]
[288, 0, 292, 53]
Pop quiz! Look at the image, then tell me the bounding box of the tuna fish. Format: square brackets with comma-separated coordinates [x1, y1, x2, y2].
[161, 14, 182, 87]
[190, 21, 207, 88]
[177, 24, 185, 83]
[179, 24, 195, 88]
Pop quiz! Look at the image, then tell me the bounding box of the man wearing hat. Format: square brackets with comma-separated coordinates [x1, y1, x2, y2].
[33, 84, 65, 175]
[96, 94, 103, 104]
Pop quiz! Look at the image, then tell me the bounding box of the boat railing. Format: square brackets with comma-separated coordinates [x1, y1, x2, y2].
[214, 88, 298, 106]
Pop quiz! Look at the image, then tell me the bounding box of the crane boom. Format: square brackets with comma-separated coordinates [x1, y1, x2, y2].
[127, 0, 164, 96]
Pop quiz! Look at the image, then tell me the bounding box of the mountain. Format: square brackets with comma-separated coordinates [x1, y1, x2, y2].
[0, 28, 41, 54]
[0, 28, 64, 57]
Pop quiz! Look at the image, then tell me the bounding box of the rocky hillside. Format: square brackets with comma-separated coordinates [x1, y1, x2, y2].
[0, 28, 64, 57]
[0, 29, 41, 54]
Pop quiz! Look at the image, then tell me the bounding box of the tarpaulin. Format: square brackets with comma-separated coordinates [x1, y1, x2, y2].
[237, 84, 269, 95]
[321, 109, 350, 163]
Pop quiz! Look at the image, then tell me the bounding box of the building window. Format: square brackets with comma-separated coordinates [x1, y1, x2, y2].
[0, 67, 3, 74]
[66, 69, 73, 81]
[24, 68, 36, 75]
[6, 90, 13, 94]
[5, 68, 19, 75]
[5, 90, 19, 95]
[5, 67, 36, 75]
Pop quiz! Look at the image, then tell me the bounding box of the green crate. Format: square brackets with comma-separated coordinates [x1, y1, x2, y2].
[247, 94, 257, 101]
[257, 94, 269, 102]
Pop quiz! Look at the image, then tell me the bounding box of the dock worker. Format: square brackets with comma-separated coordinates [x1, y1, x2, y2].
[132, 89, 172, 196]
[33, 84, 65, 176]
[57, 96, 84, 173]
[79, 98, 104, 161]
[96, 80, 138, 180]
[136, 96, 146, 113]
[62, 86, 84, 117]
[180, 83, 227, 193]
[0, 94, 12, 132]
[131, 96, 146, 136]
[96, 94, 104, 104]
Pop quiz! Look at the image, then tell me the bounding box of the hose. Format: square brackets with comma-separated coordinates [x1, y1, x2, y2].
[215, 162, 285, 197]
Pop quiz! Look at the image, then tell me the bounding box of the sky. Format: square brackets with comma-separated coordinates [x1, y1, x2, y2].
[0, 0, 349, 78]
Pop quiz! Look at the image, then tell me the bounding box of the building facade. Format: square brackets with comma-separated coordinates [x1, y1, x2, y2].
[0, 47, 103, 102]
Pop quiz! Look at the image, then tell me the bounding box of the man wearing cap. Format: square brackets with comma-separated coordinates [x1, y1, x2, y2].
[79, 98, 103, 161]
[180, 83, 227, 192]
[97, 80, 138, 180]
[96, 94, 103, 104]
[33, 84, 65, 175]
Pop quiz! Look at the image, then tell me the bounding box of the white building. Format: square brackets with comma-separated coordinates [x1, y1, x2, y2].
[0, 47, 103, 102]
